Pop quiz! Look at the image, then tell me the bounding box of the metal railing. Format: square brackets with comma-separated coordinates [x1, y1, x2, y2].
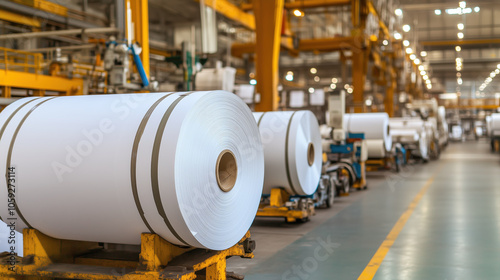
[0, 47, 43, 74]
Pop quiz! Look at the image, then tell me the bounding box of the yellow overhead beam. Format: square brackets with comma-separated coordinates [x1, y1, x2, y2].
[232, 36, 367, 57]
[12, 0, 67, 17]
[253, 0, 284, 112]
[0, 10, 41, 27]
[241, 0, 350, 11]
[200, 0, 256, 30]
[422, 38, 500, 47]
[0, 70, 83, 95]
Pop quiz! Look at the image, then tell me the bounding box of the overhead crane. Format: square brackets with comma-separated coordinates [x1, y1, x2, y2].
[204, 0, 404, 116]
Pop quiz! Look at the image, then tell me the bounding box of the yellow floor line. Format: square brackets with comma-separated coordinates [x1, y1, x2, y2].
[357, 170, 439, 280]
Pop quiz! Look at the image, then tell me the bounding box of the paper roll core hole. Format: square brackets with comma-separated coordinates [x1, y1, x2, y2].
[216, 150, 237, 192]
[307, 143, 315, 166]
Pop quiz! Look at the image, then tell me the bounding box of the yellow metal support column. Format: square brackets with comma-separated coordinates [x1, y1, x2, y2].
[126, 0, 150, 78]
[1, 86, 11, 98]
[351, 0, 368, 113]
[253, 0, 284, 112]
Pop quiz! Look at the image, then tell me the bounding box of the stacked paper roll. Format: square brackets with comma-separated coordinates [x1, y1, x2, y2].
[254, 111, 322, 196]
[490, 113, 500, 137]
[390, 118, 429, 160]
[0, 91, 264, 250]
[344, 113, 392, 152]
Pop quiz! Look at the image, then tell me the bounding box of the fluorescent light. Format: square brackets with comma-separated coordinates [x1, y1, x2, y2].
[250, 79, 257, 85]
[285, 74, 293, 81]
[474, 7, 480, 12]
[491, 72, 496, 78]
[457, 78, 463, 85]
[496, 69, 499, 74]
[314, 76, 320, 82]
[406, 47, 413, 54]
[426, 79, 431, 84]
[403, 25, 411, 32]
[331, 78, 338, 83]
[403, 40, 410, 47]
[439, 93, 457, 100]
[344, 84, 350, 90]
[427, 84, 433, 89]
[435, 9, 442, 15]
[330, 83, 336, 89]
[420, 70, 426, 75]
[418, 65, 425, 71]
[459, 1, 466, 9]
[310, 68, 317, 74]
[395, 8, 403, 16]
[458, 23, 464, 30]
[446, 7, 472, 14]
[456, 46, 461, 52]
[457, 32, 464, 39]
[308, 87, 315, 94]
[293, 9, 304, 17]
[394, 32, 402, 40]
[383, 40, 389, 46]
[347, 88, 353, 94]
[421, 51, 427, 57]
[414, 58, 421, 65]
[423, 75, 429, 80]
[365, 99, 373, 106]
[410, 54, 417, 60]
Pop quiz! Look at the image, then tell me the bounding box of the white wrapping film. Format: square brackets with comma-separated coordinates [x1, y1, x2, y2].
[344, 113, 392, 152]
[0, 91, 264, 250]
[366, 139, 386, 158]
[253, 111, 322, 196]
[390, 118, 429, 160]
[490, 113, 500, 136]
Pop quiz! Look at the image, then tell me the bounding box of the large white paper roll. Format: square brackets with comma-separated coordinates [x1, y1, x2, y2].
[0, 91, 264, 250]
[490, 113, 500, 136]
[344, 113, 392, 152]
[390, 118, 429, 160]
[253, 111, 322, 196]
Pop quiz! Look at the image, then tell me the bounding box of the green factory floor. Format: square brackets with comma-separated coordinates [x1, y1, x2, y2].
[227, 140, 500, 279]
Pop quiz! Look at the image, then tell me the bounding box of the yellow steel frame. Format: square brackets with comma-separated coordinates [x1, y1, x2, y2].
[12, 0, 68, 17]
[253, 0, 284, 112]
[422, 38, 500, 47]
[241, 0, 351, 10]
[201, 0, 256, 30]
[257, 188, 315, 223]
[0, 70, 83, 95]
[0, 229, 253, 280]
[0, 47, 83, 96]
[0, 10, 41, 28]
[127, 0, 150, 78]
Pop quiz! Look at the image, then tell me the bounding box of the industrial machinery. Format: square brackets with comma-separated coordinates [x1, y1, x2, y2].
[0, 229, 255, 280]
[257, 189, 315, 223]
[321, 90, 367, 192]
[104, 38, 158, 93]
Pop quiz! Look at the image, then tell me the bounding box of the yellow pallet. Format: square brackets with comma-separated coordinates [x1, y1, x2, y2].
[0, 229, 254, 280]
[256, 188, 315, 223]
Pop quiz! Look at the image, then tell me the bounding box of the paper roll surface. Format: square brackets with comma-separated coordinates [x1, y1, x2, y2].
[254, 111, 322, 196]
[0, 91, 264, 250]
[344, 113, 392, 152]
[366, 139, 386, 158]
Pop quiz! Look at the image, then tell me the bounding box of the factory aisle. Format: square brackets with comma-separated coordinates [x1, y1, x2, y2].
[241, 140, 500, 279]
